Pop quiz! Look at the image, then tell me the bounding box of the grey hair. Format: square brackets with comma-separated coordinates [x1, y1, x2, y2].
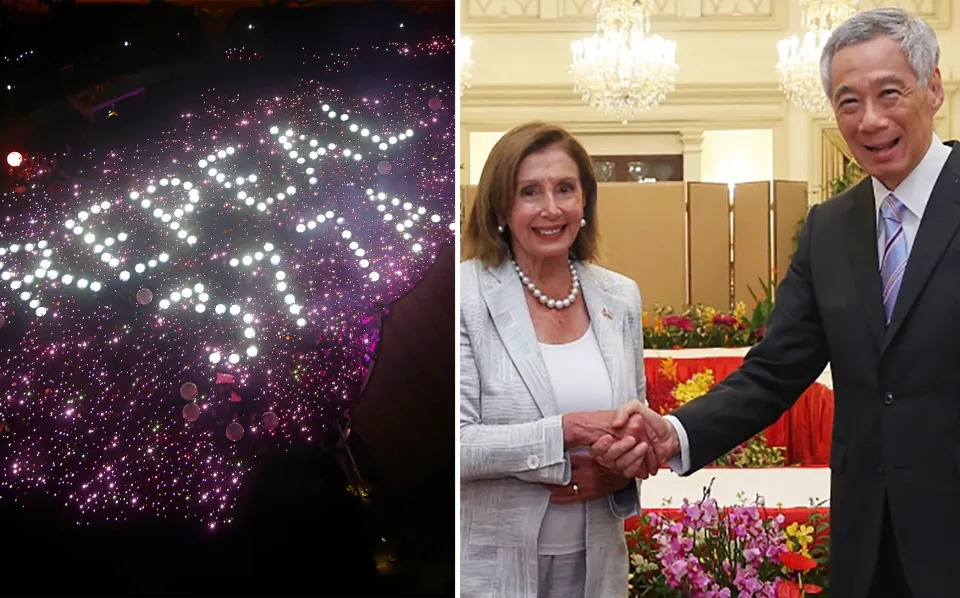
[820, 7, 939, 100]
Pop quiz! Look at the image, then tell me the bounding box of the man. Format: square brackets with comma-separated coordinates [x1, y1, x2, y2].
[594, 8, 956, 598]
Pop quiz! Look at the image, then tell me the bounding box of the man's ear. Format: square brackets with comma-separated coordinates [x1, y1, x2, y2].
[928, 66, 945, 112]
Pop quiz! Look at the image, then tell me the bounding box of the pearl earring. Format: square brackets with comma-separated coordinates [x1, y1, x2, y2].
[497, 224, 505, 233]
[580, 218, 587, 228]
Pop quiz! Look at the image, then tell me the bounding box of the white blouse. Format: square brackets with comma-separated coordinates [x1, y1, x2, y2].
[536, 325, 615, 555]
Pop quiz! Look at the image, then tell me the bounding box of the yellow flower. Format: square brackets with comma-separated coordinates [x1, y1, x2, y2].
[784, 522, 815, 558]
[642, 311, 650, 329]
[653, 315, 664, 335]
[702, 306, 717, 329]
[733, 301, 747, 321]
[672, 370, 715, 404]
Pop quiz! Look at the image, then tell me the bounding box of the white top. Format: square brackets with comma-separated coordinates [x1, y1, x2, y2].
[872, 132, 951, 260]
[536, 325, 614, 555]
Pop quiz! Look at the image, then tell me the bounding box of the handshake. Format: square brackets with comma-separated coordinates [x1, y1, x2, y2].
[564, 399, 681, 480]
[545, 400, 682, 504]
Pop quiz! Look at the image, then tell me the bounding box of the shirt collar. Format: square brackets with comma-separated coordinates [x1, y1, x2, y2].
[872, 132, 951, 222]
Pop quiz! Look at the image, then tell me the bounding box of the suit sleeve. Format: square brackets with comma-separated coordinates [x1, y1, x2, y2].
[459, 298, 571, 485]
[671, 204, 829, 473]
[609, 281, 644, 518]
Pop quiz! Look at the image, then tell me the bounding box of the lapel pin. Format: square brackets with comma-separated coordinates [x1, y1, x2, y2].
[602, 308, 613, 319]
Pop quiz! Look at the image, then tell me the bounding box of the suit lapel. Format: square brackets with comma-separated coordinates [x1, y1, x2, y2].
[481, 261, 559, 417]
[884, 144, 960, 351]
[579, 266, 628, 405]
[845, 178, 886, 351]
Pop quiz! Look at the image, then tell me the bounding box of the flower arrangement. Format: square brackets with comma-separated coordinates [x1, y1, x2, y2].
[627, 488, 829, 597]
[780, 506, 830, 595]
[643, 274, 779, 350]
[646, 359, 786, 468]
[643, 303, 757, 350]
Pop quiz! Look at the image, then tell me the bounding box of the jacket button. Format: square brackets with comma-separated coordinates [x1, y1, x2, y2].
[883, 392, 894, 405]
[527, 455, 540, 469]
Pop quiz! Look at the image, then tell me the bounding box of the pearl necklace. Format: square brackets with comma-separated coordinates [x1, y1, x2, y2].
[512, 259, 580, 309]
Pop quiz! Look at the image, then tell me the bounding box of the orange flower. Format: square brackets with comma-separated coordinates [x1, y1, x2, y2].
[658, 357, 678, 382]
[781, 551, 817, 572]
[642, 311, 650, 328]
[777, 582, 801, 598]
[777, 580, 823, 597]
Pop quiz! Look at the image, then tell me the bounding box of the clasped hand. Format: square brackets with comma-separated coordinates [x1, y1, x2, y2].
[591, 399, 678, 479]
[569, 399, 678, 480]
[546, 400, 679, 500]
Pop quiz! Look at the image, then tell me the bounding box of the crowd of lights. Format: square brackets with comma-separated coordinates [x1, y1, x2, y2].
[0, 39, 454, 528]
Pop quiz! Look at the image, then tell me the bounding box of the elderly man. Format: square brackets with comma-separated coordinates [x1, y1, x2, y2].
[597, 8, 956, 598]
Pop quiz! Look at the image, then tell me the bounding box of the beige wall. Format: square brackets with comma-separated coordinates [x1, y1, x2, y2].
[701, 130, 774, 184]
[461, 0, 960, 201]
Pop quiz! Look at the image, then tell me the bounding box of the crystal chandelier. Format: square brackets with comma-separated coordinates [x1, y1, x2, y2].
[458, 36, 474, 96]
[776, 0, 858, 114]
[570, 0, 679, 120]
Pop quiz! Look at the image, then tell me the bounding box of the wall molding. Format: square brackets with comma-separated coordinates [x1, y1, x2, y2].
[462, 0, 952, 32]
[461, 82, 790, 108]
[464, 0, 788, 33]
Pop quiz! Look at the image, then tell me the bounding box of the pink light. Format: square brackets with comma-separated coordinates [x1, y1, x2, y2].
[6, 151, 23, 167]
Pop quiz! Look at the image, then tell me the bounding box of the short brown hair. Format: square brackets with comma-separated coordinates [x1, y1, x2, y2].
[463, 122, 600, 267]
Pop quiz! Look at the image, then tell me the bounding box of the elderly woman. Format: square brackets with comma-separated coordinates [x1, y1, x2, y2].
[460, 122, 654, 598]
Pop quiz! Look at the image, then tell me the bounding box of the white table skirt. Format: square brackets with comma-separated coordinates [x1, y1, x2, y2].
[640, 466, 831, 508]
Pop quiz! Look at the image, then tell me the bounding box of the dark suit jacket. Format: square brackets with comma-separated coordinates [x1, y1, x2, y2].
[672, 141, 960, 598]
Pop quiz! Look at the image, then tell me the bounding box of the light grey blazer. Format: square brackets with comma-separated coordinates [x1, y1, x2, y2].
[460, 257, 648, 598]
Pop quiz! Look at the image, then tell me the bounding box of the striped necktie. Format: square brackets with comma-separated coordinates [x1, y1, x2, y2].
[880, 193, 909, 324]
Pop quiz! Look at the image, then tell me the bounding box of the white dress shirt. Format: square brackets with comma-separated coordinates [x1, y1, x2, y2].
[663, 133, 952, 475]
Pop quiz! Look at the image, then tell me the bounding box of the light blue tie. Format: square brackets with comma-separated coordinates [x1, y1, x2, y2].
[880, 193, 909, 324]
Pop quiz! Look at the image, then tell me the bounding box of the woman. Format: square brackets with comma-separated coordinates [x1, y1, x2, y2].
[460, 122, 652, 597]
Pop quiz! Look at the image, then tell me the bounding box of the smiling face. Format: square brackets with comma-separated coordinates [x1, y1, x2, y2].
[829, 35, 944, 190]
[506, 143, 585, 269]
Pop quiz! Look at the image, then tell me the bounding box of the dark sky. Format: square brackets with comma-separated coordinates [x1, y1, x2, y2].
[0, 0, 453, 153]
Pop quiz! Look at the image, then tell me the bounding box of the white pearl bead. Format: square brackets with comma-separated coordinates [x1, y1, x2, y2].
[533, 289, 542, 298]
[527, 282, 535, 291]
[547, 299, 555, 308]
[539, 295, 548, 304]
